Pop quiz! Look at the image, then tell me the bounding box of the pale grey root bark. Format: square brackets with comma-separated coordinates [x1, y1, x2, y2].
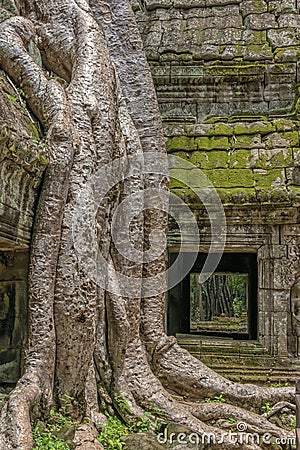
[0, 1, 295, 449]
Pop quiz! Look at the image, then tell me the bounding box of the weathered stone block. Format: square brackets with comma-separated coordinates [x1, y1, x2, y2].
[254, 168, 285, 188]
[267, 28, 300, 48]
[264, 132, 295, 148]
[195, 136, 230, 150]
[216, 187, 257, 204]
[190, 150, 228, 169]
[203, 168, 254, 187]
[220, 44, 244, 59]
[257, 148, 294, 169]
[166, 136, 197, 152]
[273, 290, 290, 312]
[231, 134, 262, 149]
[229, 150, 251, 168]
[240, 0, 268, 16]
[278, 12, 300, 27]
[245, 13, 277, 29]
[263, 83, 295, 102]
[243, 29, 268, 44]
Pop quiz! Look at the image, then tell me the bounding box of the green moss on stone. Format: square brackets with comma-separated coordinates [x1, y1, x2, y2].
[172, 152, 190, 161]
[244, 44, 273, 58]
[245, 30, 267, 45]
[249, 122, 276, 134]
[208, 123, 233, 136]
[169, 177, 186, 189]
[231, 134, 261, 149]
[196, 136, 230, 150]
[264, 132, 297, 149]
[281, 131, 299, 146]
[38, 154, 49, 165]
[166, 136, 196, 152]
[273, 118, 297, 132]
[169, 188, 200, 206]
[289, 186, 300, 202]
[269, 149, 293, 168]
[202, 169, 254, 188]
[256, 188, 291, 204]
[254, 169, 285, 188]
[190, 151, 228, 169]
[233, 124, 249, 135]
[274, 47, 300, 62]
[204, 116, 229, 124]
[256, 149, 293, 169]
[216, 187, 256, 204]
[232, 121, 272, 137]
[229, 150, 251, 168]
[204, 63, 264, 77]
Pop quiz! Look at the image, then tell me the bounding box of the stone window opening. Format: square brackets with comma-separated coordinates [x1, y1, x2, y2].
[0, 250, 28, 393]
[167, 252, 258, 341]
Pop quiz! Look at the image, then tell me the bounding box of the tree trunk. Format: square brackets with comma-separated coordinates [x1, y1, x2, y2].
[0, 1, 295, 449]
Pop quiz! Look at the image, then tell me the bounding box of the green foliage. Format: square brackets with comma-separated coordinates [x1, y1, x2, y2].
[32, 395, 76, 450]
[17, 87, 28, 108]
[190, 273, 247, 324]
[261, 402, 272, 415]
[97, 415, 128, 450]
[5, 93, 18, 103]
[289, 415, 296, 430]
[32, 428, 70, 450]
[204, 394, 226, 403]
[5, 89, 27, 109]
[31, 138, 46, 148]
[97, 405, 167, 450]
[115, 396, 132, 415]
[268, 381, 291, 388]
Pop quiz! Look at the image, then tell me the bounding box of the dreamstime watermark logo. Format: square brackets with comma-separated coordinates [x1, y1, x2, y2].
[157, 422, 296, 447]
[72, 151, 226, 297]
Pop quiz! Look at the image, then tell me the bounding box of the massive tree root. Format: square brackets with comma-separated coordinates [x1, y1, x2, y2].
[0, 1, 295, 449]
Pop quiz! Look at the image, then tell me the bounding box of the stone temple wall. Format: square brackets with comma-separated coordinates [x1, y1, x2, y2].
[0, 71, 47, 248]
[133, 0, 300, 380]
[0, 71, 46, 387]
[0, 1, 299, 384]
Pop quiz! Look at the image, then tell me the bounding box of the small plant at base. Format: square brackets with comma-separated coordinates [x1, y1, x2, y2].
[269, 381, 291, 388]
[97, 414, 128, 450]
[97, 406, 167, 449]
[227, 417, 236, 424]
[261, 402, 272, 415]
[281, 413, 296, 431]
[5, 93, 18, 103]
[204, 394, 226, 403]
[290, 416, 296, 430]
[32, 427, 71, 450]
[32, 395, 76, 449]
[115, 396, 132, 415]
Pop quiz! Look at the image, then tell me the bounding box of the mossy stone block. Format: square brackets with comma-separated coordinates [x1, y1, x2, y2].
[169, 177, 186, 189]
[203, 168, 254, 187]
[208, 123, 233, 136]
[229, 150, 251, 168]
[273, 118, 296, 132]
[254, 148, 293, 169]
[254, 169, 285, 188]
[289, 185, 300, 202]
[281, 131, 299, 146]
[249, 122, 276, 134]
[196, 136, 230, 150]
[190, 150, 228, 169]
[233, 124, 249, 135]
[231, 134, 261, 149]
[216, 187, 257, 204]
[166, 136, 196, 152]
